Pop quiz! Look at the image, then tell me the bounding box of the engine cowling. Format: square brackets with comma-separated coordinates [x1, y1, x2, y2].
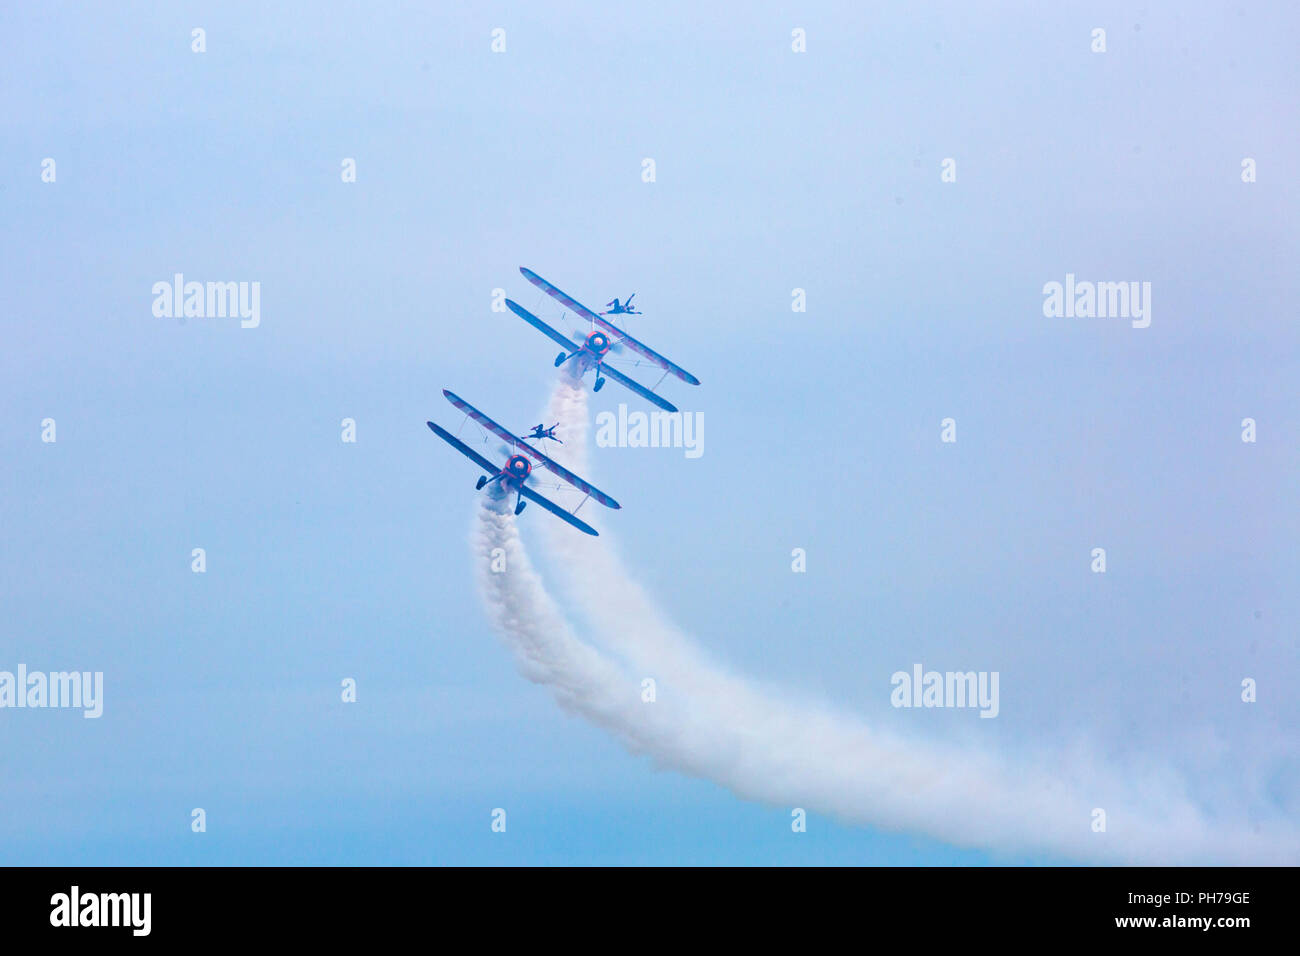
[505, 454, 532, 480]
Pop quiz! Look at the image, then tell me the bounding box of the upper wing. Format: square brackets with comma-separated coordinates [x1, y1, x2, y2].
[598, 363, 678, 412]
[505, 298, 583, 351]
[520, 267, 700, 385]
[518, 484, 599, 536]
[520, 266, 606, 324]
[426, 421, 500, 473]
[442, 390, 621, 509]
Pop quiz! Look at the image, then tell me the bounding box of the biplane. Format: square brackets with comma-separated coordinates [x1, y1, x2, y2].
[426, 389, 619, 536]
[505, 267, 700, 413]
[601, 295, 640, 316]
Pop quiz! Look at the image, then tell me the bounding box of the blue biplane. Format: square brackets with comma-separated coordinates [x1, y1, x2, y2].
[426, 389, 619, 536]
[505, 267, 700, 413]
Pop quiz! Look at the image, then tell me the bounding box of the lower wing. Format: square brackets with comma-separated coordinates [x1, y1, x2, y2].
[506, 298, 584, 352]
[518, 484, 599, 536]
[426, 421, 499, 473]
[599, 363, 679, 412]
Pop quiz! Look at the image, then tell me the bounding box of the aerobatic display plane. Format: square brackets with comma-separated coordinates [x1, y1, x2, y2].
[523, 423, 562, 443]
[505, 267, 700, 413]
[425, 389, 619, 536]
[601, 294, 640, 316]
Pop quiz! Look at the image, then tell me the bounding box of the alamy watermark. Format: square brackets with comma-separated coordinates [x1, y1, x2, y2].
[50, 886, 150, 936]
[0, 665, 103, 718]
[595, 403, 703, 459]
[890, 664, 999, 718]
[152, 273, 260, 328]
[1042, 273, 1150, 328]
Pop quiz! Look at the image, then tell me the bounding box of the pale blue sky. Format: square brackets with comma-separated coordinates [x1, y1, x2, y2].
[1, 1, 1296, 864]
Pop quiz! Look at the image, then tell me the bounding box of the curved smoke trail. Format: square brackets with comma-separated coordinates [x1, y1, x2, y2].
[470, 374, 1298, 863]
[473, 490, 785, 781]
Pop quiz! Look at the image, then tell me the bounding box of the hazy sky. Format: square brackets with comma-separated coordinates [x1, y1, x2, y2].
[1, 1, 1296, 864]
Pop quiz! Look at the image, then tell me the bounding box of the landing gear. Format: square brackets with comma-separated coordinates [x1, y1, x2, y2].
[515, 496, 527, 515]
[554, 352, 567, 367]
[475, 475, 488, 490]
[593, 376, 605, 392]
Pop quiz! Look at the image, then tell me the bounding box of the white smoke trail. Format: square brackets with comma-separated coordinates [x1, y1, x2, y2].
[506, 377, 1300, 864]
[473, 490, 788, 783]
[471, 491, 638, 726]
